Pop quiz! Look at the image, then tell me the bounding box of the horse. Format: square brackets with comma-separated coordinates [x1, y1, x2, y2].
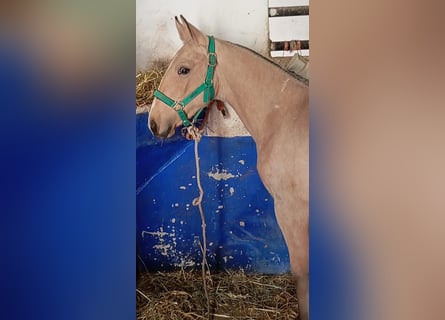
[148, 16, 309, 320]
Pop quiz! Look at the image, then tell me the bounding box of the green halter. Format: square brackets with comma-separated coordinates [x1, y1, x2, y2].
[154, 36, 217, 127]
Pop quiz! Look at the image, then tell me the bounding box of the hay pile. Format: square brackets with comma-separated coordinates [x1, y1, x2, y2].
[137, 270, 299, 320]
[136, 61, 169, 110]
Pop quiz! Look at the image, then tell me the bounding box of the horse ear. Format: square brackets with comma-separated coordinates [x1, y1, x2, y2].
[175, 15, 191, 43]
[175, 15, 207, 47]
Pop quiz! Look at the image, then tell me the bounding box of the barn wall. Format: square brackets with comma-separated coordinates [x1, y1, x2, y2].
[136, 0, 269, 71]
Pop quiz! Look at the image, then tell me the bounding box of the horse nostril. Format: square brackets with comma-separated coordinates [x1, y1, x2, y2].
[149, 120, 158, 135]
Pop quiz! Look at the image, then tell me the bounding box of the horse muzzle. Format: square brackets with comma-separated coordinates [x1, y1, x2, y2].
[149, 118, 174, 138]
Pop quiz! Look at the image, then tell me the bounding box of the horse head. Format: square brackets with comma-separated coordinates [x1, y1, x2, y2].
[148, 15, 215, 138]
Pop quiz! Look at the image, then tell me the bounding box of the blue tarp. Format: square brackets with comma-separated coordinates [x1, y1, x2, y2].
[136, 113, 289, 273]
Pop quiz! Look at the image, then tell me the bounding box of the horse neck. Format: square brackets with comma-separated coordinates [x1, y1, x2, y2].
[214, 40, 308, 145]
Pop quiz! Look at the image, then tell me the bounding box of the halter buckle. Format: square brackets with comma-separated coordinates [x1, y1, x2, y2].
[172, 101, 184, 111]
[208, 52, 217, 67]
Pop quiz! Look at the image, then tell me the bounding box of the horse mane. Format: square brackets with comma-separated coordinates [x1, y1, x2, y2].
[230, 42, 309, 86]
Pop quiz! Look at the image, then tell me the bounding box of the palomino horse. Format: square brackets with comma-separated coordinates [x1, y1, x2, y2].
[148, 16, 309, 320]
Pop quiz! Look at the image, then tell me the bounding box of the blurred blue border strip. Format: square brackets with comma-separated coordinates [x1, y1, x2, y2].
[0, 33, 135, 320]
[310, 102, 363, 320]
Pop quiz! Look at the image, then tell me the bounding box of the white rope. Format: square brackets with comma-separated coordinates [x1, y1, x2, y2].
[187, 125, 211, 317]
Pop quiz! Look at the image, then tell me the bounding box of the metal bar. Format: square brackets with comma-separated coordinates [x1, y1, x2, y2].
[270, 40, 309, 51]
[269, 6, 309, 17]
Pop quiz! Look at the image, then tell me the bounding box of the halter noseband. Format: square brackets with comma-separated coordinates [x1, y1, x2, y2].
[154, 36, 217, 128]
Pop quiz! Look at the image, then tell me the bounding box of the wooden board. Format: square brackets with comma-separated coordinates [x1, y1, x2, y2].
[269, 0, 309, 7]
[269, 16, 309, 42]
[271, 49, 309, 57]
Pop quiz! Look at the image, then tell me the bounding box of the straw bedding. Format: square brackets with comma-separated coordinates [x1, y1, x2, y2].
[136, 60, 169, 110]
[137, 269, 299, 320]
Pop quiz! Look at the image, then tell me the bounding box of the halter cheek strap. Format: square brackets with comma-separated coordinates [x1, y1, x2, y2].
[154, 36, 217, 127]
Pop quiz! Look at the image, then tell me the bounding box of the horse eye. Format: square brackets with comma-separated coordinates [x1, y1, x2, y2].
[178, 67, 190, 75]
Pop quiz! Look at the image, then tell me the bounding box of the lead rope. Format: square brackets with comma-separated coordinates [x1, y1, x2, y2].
[186, 125, 211, 318]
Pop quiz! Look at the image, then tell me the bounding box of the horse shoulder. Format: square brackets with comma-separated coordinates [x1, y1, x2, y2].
[256, 99, 308, 202]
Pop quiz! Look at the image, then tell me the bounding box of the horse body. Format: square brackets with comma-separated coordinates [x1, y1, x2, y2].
[217, 40, 309, 320]
[149, 16, 309, 320]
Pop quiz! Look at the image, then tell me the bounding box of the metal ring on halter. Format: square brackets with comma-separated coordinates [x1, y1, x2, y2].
[208, 52, 217, 67]
[172, 101, 184, 111]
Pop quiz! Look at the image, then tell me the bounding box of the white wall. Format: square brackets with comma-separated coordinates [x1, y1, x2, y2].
[136, 0, 269, 71]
